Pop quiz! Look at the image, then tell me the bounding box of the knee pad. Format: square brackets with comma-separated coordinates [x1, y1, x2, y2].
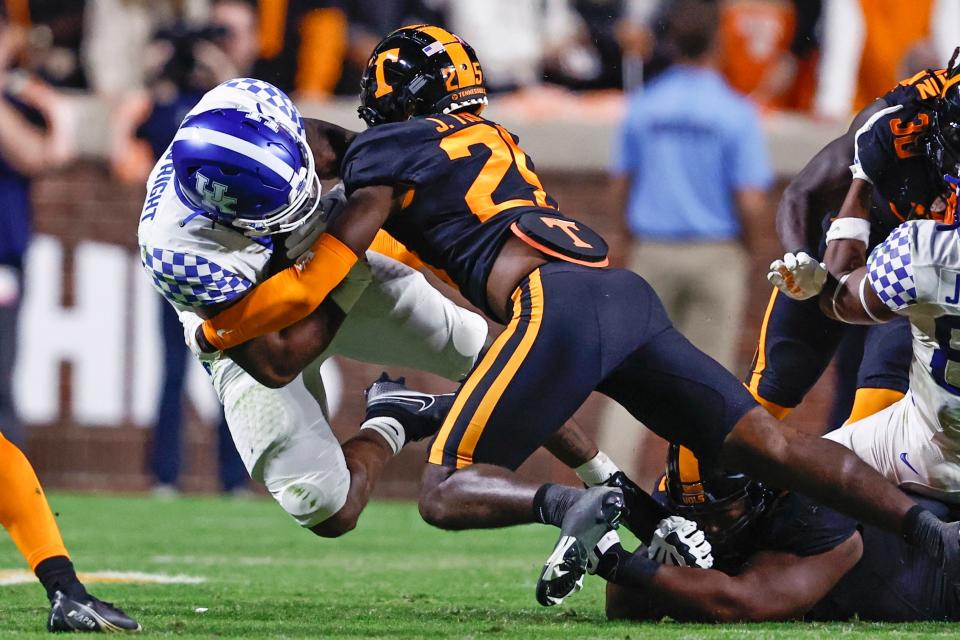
[274, 467, 350, 528]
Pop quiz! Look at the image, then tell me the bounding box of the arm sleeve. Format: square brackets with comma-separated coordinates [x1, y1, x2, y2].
[867, 221, 919, 312]
[200, 233, 358, 350]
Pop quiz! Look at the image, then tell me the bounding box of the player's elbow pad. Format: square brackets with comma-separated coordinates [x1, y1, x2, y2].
[202, 233, 358, 351]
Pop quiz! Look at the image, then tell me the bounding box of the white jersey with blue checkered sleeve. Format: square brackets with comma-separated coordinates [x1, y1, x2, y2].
[137, 147, 270, 312]
[867, 219, 960, 432]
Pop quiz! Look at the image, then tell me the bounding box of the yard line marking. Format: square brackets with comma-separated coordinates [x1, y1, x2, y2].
[0, 569, 206, 586]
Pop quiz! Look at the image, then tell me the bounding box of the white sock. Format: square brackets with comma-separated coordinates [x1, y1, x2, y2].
[360, 416, 405, 455]
[575, 451, 620, 486]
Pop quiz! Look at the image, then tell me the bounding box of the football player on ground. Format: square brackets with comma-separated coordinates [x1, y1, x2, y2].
[749, 57, 959, 427]
[600, 445, 960, 622]
[136, 79, 672, 549]
[0, 433, 140, 632]
[187, 26, 960, 607]
[769, 59, 960, 502]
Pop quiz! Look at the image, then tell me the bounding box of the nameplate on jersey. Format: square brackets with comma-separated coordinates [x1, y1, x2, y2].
[938, 269, 960, 306]
[510, 213, 609, 267]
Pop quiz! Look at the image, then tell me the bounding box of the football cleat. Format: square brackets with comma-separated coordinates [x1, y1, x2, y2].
[536, 487, 624, 607]
[364, 373, 455, 444]
[598, 470, 670, 544]
[47, 590, 141, 633]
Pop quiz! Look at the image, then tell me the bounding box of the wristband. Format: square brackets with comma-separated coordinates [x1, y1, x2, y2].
[826, 217, 871, 246]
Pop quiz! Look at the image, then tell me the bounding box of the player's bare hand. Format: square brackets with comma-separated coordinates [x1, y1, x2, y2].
[646, 516, 713, 569]
[767, 251, 827, 300]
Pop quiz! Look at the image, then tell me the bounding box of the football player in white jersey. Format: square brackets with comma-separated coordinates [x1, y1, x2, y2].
[137, 78, 491, 536]
[768, 68, 960, 502]
[136, 79, 664, 545]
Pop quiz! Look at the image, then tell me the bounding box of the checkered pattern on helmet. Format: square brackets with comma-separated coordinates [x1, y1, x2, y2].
[224, 78, 305, 139]
[867, 223, 917, 311]
[141, 246, 252, 306]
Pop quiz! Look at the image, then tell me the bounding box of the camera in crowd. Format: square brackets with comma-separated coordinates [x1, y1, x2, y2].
[150, 24, 229, 93]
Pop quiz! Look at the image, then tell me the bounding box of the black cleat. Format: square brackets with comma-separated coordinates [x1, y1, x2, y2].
[364, 373, 455, 444]
[536, 487, 624, 607]
[48, 590, 141, 633]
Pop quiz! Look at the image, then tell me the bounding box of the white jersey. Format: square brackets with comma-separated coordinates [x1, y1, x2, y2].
[137, 146, 271, 312]
[867, 219, 960, 447]
[135, 149, 488, 527]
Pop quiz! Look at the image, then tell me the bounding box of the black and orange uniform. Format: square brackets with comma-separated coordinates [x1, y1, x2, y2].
[652, 473, 960, 620]
[342, 112, 758, 470]
[746, 69, 958, 423]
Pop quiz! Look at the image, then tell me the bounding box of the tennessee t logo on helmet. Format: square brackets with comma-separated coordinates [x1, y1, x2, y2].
[358, 25, 488, 127]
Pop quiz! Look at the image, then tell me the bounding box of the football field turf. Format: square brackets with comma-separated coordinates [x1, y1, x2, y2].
[0, 493, 956, 638]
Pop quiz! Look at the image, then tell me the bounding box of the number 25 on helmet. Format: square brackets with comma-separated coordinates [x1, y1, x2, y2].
[359, 25, 488, 127]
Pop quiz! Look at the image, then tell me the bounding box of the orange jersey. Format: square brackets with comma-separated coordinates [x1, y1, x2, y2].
[854, 0, 934, 110]
[718, 0, 795, 105]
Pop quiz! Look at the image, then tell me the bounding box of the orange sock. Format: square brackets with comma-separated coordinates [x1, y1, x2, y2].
[844, 388, 905, 425]
[0, 432, 70, 570]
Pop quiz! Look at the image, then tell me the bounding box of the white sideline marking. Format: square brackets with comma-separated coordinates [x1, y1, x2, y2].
[0, 569, 206, 586]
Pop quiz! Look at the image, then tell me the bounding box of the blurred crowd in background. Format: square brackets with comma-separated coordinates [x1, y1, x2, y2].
[1, 0, 959, 491]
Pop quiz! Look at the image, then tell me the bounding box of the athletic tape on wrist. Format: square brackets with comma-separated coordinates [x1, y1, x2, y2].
[826, 217, 871, 246]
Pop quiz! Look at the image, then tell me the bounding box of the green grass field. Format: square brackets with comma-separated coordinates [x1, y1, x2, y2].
[0, 493, 956, 638]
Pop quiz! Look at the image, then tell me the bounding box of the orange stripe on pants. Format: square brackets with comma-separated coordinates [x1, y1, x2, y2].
[428, 270, 544, 467]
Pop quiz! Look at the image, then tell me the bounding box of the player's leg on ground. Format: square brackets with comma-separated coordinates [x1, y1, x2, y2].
[0, 432, 140, 631]
[543, 420, 672, 542]
[598, 310, 957, 564]
[743, 287, 845, 419]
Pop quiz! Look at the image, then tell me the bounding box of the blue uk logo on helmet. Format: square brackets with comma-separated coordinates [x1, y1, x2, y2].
[171, 79, 320, 237]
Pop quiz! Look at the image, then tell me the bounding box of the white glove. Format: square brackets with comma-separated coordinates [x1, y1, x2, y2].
[646, 515, 713, 569]
[179, 309, 222, 367]
[284, 183, 348, 261]
[767, 251, 827, 301]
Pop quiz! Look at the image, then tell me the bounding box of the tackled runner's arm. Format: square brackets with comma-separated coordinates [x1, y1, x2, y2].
[195, 185, 398, 355]
[818, 264, 896, 325]
[776, 99, 886, 253]
[605, 535, 862, 622]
